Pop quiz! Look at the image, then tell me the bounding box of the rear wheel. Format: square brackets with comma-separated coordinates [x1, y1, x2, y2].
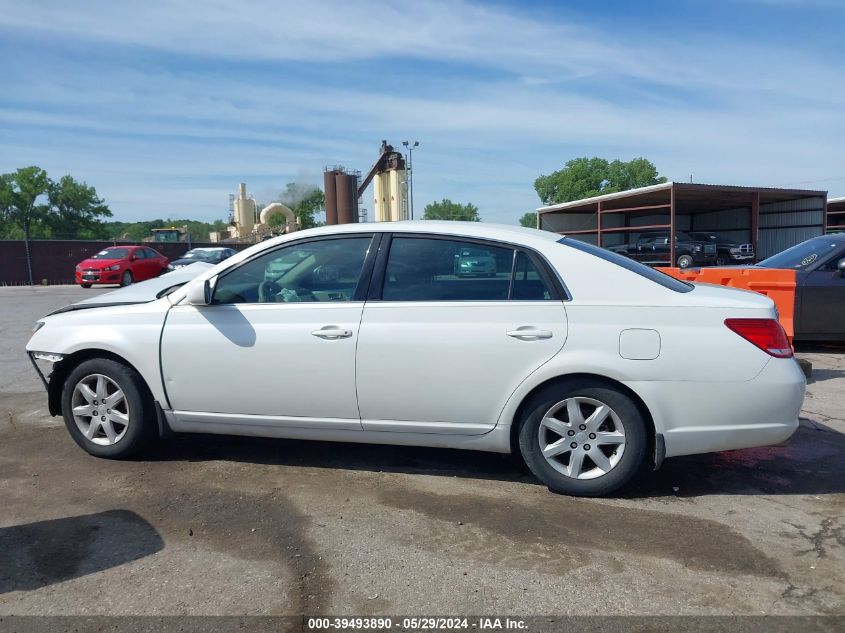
[677, 254, 694, 269]
[61, 358, 156, 459]
[120, 270, 133, 287]
[518, 381, 647, 496]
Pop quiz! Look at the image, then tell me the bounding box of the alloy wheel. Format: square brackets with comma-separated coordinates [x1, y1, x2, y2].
[538, 396, 626, 480]
[71, 373, 130, 446]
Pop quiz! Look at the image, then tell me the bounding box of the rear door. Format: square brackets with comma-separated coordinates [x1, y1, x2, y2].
[355, 234, 568, 433]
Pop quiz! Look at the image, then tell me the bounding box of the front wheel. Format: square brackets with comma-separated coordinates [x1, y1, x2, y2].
[677, 254, 694, 269]
[120, 270, 133, 287]
[80, 283, 92, 289]
[61, 358, 156, 459]
[518, 382, 647, 496]
[715, 255, 729, 266]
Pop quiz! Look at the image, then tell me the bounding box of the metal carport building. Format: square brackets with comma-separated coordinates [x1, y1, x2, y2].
[537, 182, 828, 265]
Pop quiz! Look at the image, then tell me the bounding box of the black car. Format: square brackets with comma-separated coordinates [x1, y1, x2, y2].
[755, 233, 845, 342]
[687, 232, 754, 266]
[608, 231, 717, 269]
[167, 247, 237, 271]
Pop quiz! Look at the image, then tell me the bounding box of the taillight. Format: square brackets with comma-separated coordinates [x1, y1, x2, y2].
[724, 318, 793, 358]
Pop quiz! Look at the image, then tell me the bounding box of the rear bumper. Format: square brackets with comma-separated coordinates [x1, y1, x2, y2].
[625, 357, 805, 458]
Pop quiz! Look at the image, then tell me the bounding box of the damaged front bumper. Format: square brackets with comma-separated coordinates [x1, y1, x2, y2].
[27, 351, 64, 391]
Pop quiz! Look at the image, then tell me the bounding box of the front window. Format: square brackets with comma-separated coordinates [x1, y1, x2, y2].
[212, 236, 373, 304]
[91, 248, 131, 260]
[758, 237, 844, 270]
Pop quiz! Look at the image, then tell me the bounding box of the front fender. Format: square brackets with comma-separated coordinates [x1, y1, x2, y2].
[27, 300, 170, 405]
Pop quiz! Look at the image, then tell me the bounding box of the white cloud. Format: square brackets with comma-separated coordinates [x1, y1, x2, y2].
[0, 0, 842, 223]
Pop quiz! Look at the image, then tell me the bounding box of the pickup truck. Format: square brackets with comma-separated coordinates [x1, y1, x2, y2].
[608, 231, 717, 269]
[687, 232, 754, 266]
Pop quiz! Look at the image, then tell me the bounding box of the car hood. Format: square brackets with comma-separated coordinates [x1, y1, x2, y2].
[51, 262, 213, 314]
[78, 257, 124, 268]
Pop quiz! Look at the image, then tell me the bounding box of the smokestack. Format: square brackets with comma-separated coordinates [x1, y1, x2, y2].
[323, 170, 339, 225]
[238, 182, 247, 199]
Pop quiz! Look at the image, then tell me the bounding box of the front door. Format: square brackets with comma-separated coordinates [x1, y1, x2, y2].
[798, 248, 845, 339]
[355, 235, 568, 433]
[160, 234, 376, 428]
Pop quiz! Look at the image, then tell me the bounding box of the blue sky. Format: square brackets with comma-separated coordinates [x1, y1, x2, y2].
[1, 0, 843, 224]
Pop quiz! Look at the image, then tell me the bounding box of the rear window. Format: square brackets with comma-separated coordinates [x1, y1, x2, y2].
[558, 238, 693, 293]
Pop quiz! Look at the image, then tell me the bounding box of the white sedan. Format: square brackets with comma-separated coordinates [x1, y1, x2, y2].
[27, 222, 805, 496]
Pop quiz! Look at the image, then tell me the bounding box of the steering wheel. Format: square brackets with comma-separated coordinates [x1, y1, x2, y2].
[258, 280, 282, 303]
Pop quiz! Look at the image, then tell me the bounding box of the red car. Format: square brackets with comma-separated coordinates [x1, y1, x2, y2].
[75, 245, 170, 288]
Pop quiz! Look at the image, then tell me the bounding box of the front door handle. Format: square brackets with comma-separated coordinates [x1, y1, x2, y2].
[507, 328, 553, 340]
[311, 326, 353, 340]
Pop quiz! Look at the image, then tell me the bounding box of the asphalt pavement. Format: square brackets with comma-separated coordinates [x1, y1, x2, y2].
[0, 285, 843, 618]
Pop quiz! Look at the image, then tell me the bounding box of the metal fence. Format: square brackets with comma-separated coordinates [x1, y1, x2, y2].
[0, 240, 253, 286]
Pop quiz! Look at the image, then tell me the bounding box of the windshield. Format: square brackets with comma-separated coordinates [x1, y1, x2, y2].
[183, 249, 218, 260]
[758, 236, 843, 270]
[91, 248, 131, 260]
[559, 238, 693, 293]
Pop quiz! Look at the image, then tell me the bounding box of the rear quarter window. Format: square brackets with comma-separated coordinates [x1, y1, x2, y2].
[558, 238, 693, 293]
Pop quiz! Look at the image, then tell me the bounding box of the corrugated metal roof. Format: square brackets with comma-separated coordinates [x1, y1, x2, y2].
[537, 181, 827, 214]
[537, 182, 671, 213]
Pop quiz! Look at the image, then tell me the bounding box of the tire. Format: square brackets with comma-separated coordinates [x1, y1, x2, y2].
[120, 270, 133, 287]
[60, 358, 156, 459]
[518, 381, 647, 497]
[715, 255, 729, 266]
[80, 283, 92, 289]
[677, 254, 694, 269]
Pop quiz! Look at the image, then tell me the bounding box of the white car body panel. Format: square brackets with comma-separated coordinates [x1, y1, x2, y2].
[27, 221, 805, 463]
[356, 301, 567, 433]
[160, 301, 364, 423]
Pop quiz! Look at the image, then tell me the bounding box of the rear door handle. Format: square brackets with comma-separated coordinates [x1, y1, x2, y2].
[507, 328, 553, 340]
[311, 326, 353, 339]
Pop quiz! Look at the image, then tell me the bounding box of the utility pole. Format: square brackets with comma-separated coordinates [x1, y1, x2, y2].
[402, 140, 420, 220]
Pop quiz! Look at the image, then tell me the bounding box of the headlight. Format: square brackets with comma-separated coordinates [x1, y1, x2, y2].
[32, 321, 45, 334]
[106, 264, 121, 271]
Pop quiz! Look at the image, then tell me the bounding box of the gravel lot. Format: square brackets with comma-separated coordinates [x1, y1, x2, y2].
[0, 285, 843, 617]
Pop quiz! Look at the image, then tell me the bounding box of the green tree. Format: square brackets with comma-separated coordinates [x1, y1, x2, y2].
[48, 174, 112, 239]
[422, 199, 480, 222]
[278, 183, 325, 230]
[519, 212, 538, 228]
[0, 166, 51, 284]
[534, 157, 667, 205]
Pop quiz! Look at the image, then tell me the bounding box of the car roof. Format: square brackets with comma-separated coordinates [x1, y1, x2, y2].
[261, 221, 562, 250]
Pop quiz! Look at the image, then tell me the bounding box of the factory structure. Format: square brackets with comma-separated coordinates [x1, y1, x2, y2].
[209, 183, 298, 243]
[323, 141, 410, 225]
[210, 141, 411, 242]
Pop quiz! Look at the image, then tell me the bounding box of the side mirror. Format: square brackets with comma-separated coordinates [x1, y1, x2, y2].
[186, 279, 211, 305]
[131, 255, 139, 261]
[835, 258, 845, 277]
